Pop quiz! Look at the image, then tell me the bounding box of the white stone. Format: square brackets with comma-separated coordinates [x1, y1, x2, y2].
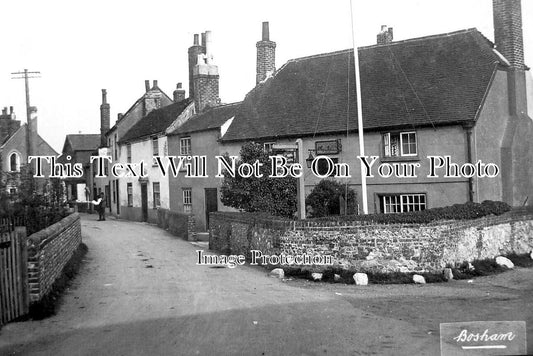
[443, 268, 454, 281]
[311, 273, 323, 281]
[334, 274, 341, 282]
[530, 251, 533, 260]
[495, 256, 514, 269]
[353, 273, 368, 286]
[269, 268, 284, 278]
[413, 274, 426, 284]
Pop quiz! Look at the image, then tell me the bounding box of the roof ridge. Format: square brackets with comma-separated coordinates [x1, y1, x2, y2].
[287, 28, 482, 64]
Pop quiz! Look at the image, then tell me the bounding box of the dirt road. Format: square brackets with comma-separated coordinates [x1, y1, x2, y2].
[0, 214, 531, 355]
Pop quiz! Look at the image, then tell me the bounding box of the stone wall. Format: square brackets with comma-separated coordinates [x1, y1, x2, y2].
[27, 213, 81, 302]
[209, 209, 533, 272]
[157, 208, 196, 241]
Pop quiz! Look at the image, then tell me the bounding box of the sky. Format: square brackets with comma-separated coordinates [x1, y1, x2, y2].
[0, 0, 532, 153]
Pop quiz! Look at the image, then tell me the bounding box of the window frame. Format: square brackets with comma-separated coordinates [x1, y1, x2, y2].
[153, 182, 160, 209]
[126, 143, 132, 163]
[382, 131, 418, 158]
[381, 193, 426, 214]
[9, 152, 20, 172]
[152, 136, 159, 157]
[180, 137, 192, 156]
[182, 188, 192, 213]
[127, 183, 133, 207]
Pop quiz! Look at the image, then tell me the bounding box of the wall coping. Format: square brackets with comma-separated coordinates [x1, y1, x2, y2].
[28, 213, 80, 247]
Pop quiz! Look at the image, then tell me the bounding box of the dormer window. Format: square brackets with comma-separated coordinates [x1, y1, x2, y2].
[383, 131, 417, 157]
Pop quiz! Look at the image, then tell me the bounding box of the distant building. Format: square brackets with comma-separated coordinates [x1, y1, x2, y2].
[0, 106, 57, 198]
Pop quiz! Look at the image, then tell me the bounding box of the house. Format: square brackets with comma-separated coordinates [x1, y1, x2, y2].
[1, 106, 58, 198]
[219, 0, 532, 213]
[167, 101, 239, 231]
[60, 133, 101, 201]
[93, 80, 175, 217]
[116, 96, 195, 222]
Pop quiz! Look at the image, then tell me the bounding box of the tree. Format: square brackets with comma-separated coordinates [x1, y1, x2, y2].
[306, 179, 358, 217]
[220, 142, 297, 218]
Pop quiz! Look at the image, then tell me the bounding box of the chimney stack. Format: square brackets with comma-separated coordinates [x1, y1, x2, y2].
[100, 89, 110, 147]
[1, 107, 6, 116]
[153, 80, 158, 88]
[173, 83, 186, 102]
[145, 80, 150, 92]
[493, 0, 525, 70]
[188, 33, 206, 99]
[192, 30, 219, 112]
[377, 25, 393, 45]
[256, 21, 276, 84]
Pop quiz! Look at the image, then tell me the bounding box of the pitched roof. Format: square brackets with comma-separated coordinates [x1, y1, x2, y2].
[221, 28, 503, 142]
[120, 98, 194, 143]
[64, 134, 101, 151]
[170, 102, 241, 136]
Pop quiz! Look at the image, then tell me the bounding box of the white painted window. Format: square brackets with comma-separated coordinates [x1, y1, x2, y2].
[183, 188, 192, 213]
[153, 182, 160, 208]
[383, 131, 417, 157]
[382, 194, 426, 213]
[180, 137, 191, 156]
[152, 137, 158, 156]
[127, 183, 133, 207]
[126, 144, 132, 163]
[263, 142, 275, 153]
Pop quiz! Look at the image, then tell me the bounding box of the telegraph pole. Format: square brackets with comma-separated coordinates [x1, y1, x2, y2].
[11, 69, 41, 160]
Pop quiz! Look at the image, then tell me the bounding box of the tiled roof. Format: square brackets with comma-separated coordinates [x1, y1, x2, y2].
[120, 98, 194, 143]
[65, 134, 101, 151]
[170, 102, 241, 136]
[221, 29, 502, 142]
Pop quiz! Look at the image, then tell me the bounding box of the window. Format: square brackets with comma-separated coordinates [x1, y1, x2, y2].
[180, 137, 191, 156]
[263, 142, 275, 153]
[183, 188, 192, 213]
[126, 143, 132, 163]
[9, 152, 20, 172]
[383, 132, 417, 157]
[9, 188, 16, 196]
[127, 183, 133, 207]
[152, 137, 158, 156]
[381, 194, 426, 213]
[153, 182, 160, 208]
[114, 134, 118, 160]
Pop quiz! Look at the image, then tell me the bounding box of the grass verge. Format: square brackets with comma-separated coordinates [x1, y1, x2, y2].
[28, 242, 88, 320]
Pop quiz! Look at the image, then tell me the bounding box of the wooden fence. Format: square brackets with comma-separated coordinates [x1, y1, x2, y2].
[0, 218, 28, 326]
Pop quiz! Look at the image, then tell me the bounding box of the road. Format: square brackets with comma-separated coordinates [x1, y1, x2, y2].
[0, 214, 531, 355]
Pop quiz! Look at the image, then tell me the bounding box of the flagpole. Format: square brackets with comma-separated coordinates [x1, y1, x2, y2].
[350, 0, 368, 214]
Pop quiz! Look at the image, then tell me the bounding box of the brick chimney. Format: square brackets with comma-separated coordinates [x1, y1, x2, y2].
[377, 25, 393, 45]
[100, 89, 110, 147]
[256, 22, 276, 84]
[188, 34, 206, 99]
[143, 80, 162, 116]
[493, 0, 524, 70]
[192, 30, 220, 112]
[173, 83, 186, 102]
[145, 80, 150, 92]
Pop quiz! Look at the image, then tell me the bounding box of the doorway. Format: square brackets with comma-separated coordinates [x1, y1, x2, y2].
[141, 183, 148, 222]
[204, 188, 218, 229]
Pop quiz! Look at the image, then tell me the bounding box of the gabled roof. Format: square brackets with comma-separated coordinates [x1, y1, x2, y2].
[1, 124, 58, 156]
[170, 102, 241, 136]
[63, 134, 100, 152]
[221, 28, 503, 142]
[120, 98, 194, 143]
[108, 86, 174, 133]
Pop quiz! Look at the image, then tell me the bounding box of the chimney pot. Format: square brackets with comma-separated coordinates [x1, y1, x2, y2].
[145, 80, 150, 92]
[102, 89, 107, 104]
[262, 22, 270, 41]
[153, 80, 158, 88]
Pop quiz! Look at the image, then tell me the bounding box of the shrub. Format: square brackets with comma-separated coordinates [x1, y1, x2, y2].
[311, 200, 512, 224]
[305, 179, 357, 217]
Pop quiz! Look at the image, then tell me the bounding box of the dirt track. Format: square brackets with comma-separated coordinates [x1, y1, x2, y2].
[0, 214, 531, 355]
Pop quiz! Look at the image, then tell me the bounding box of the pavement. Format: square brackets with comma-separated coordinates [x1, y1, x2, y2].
[0, 213, 531, 355]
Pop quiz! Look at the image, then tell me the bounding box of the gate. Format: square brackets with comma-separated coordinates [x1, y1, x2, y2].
[0, 218, 28, 326]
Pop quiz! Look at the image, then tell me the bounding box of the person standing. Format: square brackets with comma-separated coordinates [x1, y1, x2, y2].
[91, 192, 106, 221]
